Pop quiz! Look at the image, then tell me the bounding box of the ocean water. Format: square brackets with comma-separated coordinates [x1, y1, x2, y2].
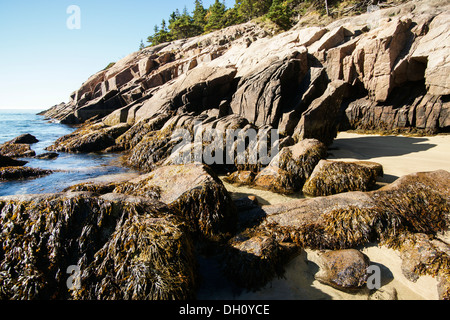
[0, 109, 133, 196]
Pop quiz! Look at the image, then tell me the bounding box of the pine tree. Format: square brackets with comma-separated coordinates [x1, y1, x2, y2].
[266, 0, 292, 30]
[193, 0, 207, 31]
[139, 39, 145, 50]
[236, 0, 272, 21]
[204, 0, 226, 33]
[147, 19, 173, 46]
[169, 7, 197, 40]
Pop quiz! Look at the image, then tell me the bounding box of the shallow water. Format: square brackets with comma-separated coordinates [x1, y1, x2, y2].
[0, 109, 135, 196]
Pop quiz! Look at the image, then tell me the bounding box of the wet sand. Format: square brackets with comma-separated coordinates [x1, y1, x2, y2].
[215, 133, 450, 300]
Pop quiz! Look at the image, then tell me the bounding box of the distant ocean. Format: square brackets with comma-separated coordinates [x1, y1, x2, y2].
[0, 109, 133, 196]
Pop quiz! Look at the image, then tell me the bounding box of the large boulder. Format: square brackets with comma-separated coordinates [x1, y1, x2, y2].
[224, 235, 296, 290]
[7, 134, 39, 145]
[0, 192, 197, 300]
[113, 163, 237, 241]
[399, 233, 450, 300]
[259, 170, 450, 250]
[302, 160, 383, 196]
[253, 139, 327, 194]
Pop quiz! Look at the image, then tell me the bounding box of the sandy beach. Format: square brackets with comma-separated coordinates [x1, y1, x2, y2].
[328, 132, 450, 184]
[216, 132, 450, 300]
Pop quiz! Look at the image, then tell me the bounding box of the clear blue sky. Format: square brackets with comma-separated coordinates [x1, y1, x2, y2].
[0, 0, 220, 110]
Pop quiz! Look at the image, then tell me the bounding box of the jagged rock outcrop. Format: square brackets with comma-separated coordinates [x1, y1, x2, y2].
[41, 0, 449, 154]
[293, 80, 348, 145]
[28, 0, 450, 300]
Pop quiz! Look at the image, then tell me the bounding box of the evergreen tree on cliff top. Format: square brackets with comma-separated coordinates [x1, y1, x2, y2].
[266, 0, 293, 30]
[193, 0, 207, 30]
[236, 0, 273, 21]
[204, 0, 227, 33]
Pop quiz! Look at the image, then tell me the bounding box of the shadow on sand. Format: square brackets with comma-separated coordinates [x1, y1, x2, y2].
[329, 135, 436, 160]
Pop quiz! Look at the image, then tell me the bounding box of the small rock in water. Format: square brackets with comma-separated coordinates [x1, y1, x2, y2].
[0, 155, 28, 167]
[35, 152, 59, 160]
[7, 133, 39, 144]
[0, 166, 53, 181]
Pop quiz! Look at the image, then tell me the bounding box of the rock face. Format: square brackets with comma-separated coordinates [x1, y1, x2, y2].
[40, 0, 450, 143]
[0, 192, 197, 300]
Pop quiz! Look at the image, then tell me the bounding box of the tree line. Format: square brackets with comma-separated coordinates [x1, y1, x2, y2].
[145, 0, 301, 47]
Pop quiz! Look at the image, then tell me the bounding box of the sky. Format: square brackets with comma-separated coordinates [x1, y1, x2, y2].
[0, 0, 219, 111]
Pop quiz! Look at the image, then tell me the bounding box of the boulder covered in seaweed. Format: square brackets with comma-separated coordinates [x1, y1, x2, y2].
[253, 139, 327, 194]
[0, 166, 53, 181]
[260, 170, 450, 250]
[47, 122, 130, 153]
[398, 233, 450, 300]
[113, 163, 238, 241]
[224, 235, 297, 290]
[223, 170, 256, 186]
[74, 193, 197, 300]
[302, 160, 383, 196]
[0, 192, 197, 300]
[0, 142, 36, 158]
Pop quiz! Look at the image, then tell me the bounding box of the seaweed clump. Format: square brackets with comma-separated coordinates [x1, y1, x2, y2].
[224, 235, 293, 291]
[73, 202, 196, 300]
[0, 192, 197, 300]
